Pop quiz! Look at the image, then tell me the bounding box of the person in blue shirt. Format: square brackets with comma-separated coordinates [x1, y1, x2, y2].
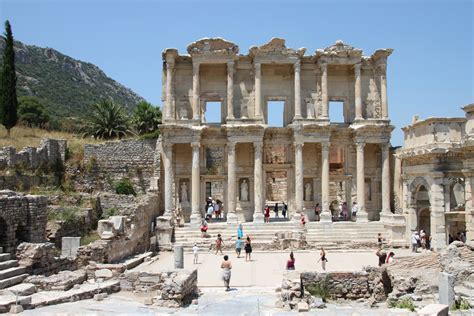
[237, 223, 244, 239]
[235, 236, 242, 258]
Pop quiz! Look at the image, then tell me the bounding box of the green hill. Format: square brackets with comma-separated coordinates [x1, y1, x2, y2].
[0, 37, 145, 121]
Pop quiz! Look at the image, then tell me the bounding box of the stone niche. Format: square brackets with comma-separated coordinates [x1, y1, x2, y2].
[177, 179, 191, 221]
[237, 178, 252, 222]
[266, 171, 288, 202]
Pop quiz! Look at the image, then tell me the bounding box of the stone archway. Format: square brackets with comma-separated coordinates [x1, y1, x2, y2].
[418, 208, 431, 235]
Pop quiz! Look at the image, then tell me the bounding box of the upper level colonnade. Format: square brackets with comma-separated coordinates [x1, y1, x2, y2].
[162, 38, 393, 126]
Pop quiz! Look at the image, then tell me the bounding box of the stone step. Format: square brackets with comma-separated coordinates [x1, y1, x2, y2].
[0, 266, 26, 281]
[0, 253, 11, 262]
[0, 260, 19, 271]
[0, 273, 28, 289]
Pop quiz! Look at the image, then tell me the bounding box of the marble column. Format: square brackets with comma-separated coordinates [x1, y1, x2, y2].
[293, 142, 304, 221]
[430, 177, 447, 250]
[320, 63, 329, 119]
[381, 143, 391, 214]
[226, 61, 235, 120]
[356, 142, 368, 222]
[320, 142, 331, 222]
[253, 142, 264, 222]
[254, 62, 262, 120]
[294, 60, 302, 120]
[463, 171, 474, 244]
[380, 64, 388, 120]
[192, 62, 200, 121]
[163, 143, 174, 217]
[165, 58, 175, 120]
[190, 142, 201, 224]
[227, 142, 238, 223]
[354, 63, 362, 120]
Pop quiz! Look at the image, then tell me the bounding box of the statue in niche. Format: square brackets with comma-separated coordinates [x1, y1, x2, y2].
[241, 179, 249, 201]
[306, 98, 315, 118]
[367, 75, 381, 118]
[452, 182, 465, 207]
[180, 182, 188, 202]
[305, 183, 312, 201]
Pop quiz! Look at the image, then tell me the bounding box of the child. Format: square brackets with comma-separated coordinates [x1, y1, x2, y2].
[235, 236, 242, 258]
[192, 243, 199, 264]
[215, 234, 224, 255]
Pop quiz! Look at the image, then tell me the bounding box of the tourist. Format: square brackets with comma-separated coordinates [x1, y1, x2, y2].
[264, 205, 270, 223]
[376, 248, 387, 266]
[214, 200, 222, 219]
[300, 213, 306, 228]
[207, 203, 214, 220]
[286, 251, 295, 270]
[341, 202, 348, 220]
[235, 236, 242, 258]
[193, 243, 199, 264]
[377, 233, 384, 247]
[411, 231, 420, 253]
[237, 223, 244, 239]
[215, 234, 224, 255]
[385, 251, 395, 264]
[351, 202, 358, 219]
[274, 203, 279, 218]
[200, 219, 208, 237]
[318, 247, 328, 271]
[282, 202, 287, 218]
[314, 203, 321, 221]
[420, 230, 427, 249]
[244, 235, 252, 261]
[449, 234, 454, 244]
[221, 255, 232, 291]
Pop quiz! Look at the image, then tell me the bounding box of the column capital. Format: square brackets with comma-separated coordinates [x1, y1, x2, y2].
[227, 61, 234, 71]
[294, 142, 304, 149]
[354, 62, 361, 74]
[163, 142, 174, 151]
[356, 141, 365, 152]
[294, 60, 301, 72]
[228, 141, 236, 153]
[320, 62, 328, 72]
[321, 141, 330, 151]
[166, 59, 175, 68]
[191, 141, 201, 148]
[254, 62, 261, 72]
[380, 142, 390, 151]
[253, 141, 263, 150]
[192, 61, 200, 73]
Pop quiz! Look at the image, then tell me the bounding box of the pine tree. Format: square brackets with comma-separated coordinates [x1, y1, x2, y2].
[0, 20, 18, 137]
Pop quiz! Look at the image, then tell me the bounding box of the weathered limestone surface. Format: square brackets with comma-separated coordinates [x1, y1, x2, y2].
[24, 270, 87, 291]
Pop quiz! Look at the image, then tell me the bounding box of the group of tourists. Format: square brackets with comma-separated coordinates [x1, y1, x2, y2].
[205, 197, 222, 221]
[410, 229, 431, 252]
[263, 202, 288, 222]
[448, 231, 467, 244]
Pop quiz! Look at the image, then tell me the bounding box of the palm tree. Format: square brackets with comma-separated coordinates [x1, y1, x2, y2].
[132, 101, 161, 135]
[82, 99, 133, 139]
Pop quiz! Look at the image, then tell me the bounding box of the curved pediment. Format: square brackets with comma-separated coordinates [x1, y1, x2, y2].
[249, 38, 306, 58]
[186, 38, 239, 57]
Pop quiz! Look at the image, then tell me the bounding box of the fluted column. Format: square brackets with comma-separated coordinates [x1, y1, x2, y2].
[321, 63, 329, 119]
[381, 143, 391, 214]
[253, 142, 264, 222]
[192, 62, 200, 120]
[294, 60, 302, 120]
[356, 142, 368, 222]
[293, 142, 304, 221]
[227, 141, 238, 223]
[190, 142, 201, 224]
[163, 143, 174, 216]
[165, 59, 175, 120]
[320, 142, 331, 222]
[354, 63, 362, 120]
[226, 61, 235, 120]
[380, 64, 388, 120]
[254, 62, 262, 120]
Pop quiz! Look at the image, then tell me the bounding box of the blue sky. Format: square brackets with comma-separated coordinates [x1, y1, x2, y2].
[1, 0, 472, 145]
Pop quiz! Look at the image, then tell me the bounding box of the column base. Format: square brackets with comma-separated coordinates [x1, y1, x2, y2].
[320, 212, 332, 223]
[356, 212, 369, 223]
[226, 212, 238, 224]
[189, 213, 202, 225]
[253, 213, 264, 223]
[291, 213, 301, 222]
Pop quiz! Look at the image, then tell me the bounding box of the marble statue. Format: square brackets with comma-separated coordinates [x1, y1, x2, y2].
[241, 179, 249, 201]
[180, 182, 188, 202]
[305, 183, 312, 201]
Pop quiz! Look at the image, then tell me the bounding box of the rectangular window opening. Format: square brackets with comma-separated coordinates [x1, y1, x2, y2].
[267, 101, 284, 127]
[205, 102, 222, 124]
[329, 101, 344, 123]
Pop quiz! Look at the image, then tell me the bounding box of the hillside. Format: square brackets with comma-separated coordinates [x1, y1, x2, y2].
[0, 37, 145, 119]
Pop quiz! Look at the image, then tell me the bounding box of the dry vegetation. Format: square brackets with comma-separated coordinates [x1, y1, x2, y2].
[0, 126, 104, 152]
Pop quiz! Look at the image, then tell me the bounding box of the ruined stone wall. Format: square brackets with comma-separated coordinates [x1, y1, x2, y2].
[0, 191, 47, 254]
[83, 139, 158, 194]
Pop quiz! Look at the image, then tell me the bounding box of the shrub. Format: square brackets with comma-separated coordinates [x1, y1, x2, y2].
[114, 177, 135, 196]
[81, 231, 100, 246]
[389, 298, 415, 312]
[305, 278, 330, 302]
[101, 207, 119, 219]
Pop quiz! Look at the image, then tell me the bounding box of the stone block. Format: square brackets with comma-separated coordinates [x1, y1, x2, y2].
[97, 220, 116, 240]
[110, 216, 125, 232]
[9, 305, 24, 314]
[61, 237, 81, 257]
[297, 301, 309, 312]
[417, 304, 449, 316]
[438, 272, 454, 306]
[95, 269, 113, 279]
[7, 283, 36, 296]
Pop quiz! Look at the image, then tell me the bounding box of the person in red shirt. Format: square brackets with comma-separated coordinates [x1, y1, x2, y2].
[264, 205, 270, 223]
[286, 251, 295, 270]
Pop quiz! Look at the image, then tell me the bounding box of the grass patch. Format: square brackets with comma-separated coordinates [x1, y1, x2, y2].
[80, 231, 100, 246]
[48, 206, 82, 224]
[101, 207, 119, 219]
[389, 298, 416, 312]
[305, 278, 330, 302]
[451, 298, 471, 311]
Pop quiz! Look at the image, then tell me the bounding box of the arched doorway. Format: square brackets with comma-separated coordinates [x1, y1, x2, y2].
[418, 208, 431, 235]
[0, 217, 9, 252]
[414, 184, 431, 235]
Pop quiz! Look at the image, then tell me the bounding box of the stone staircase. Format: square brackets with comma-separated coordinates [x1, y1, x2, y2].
[174, 221, 385, 252]
[0, 247, 28, 290]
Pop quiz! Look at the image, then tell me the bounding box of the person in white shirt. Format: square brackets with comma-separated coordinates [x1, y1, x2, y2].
[351, 202, 358, 219]
[411, 232, 420, 253]
[192, 243, 199, 264]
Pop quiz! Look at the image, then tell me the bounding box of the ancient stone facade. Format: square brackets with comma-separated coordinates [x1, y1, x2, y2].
[160, 38, 394, 224]
[0, 191, 47, 254]
[396, 104, 474, 249]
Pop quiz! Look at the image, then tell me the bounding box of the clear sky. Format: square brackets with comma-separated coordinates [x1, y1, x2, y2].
[1, 0, 472, 145]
